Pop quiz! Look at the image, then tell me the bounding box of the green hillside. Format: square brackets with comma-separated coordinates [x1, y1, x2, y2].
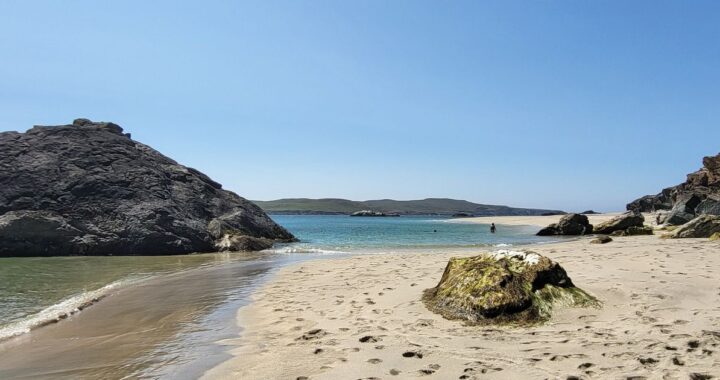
[252, 198, 564, 216]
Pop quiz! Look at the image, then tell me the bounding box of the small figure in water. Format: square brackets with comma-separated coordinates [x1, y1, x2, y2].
[433, 229, 437, 233]
[490, 223, 496, 234]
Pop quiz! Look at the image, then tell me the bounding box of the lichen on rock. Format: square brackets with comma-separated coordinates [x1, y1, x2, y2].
[423, 251, 599, 325]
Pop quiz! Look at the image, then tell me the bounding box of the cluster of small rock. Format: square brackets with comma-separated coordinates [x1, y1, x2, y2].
[536, 211, 651, 238]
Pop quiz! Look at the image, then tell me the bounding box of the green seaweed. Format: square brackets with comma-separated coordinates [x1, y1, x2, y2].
[423, 252, 600, 326]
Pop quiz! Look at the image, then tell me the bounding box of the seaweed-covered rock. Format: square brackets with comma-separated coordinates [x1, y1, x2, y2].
[423, 251, 599, 325]
[0, 119, 296, 256]
[536, 213, 593, 236]
[670, 215, 720, 238]
[590, 235, 613, 244]
[593, 211, 644, 234]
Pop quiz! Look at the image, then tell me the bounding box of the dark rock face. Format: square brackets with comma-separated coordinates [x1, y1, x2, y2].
[627, 153, 720, 224]
[0, 119, 295, 256]
[536, 214, 593, 236]
[580, 210, 599, 215]
[423, 251, 598, 324]
[669, 215, 720, 238]
[593, 211, 644, 235]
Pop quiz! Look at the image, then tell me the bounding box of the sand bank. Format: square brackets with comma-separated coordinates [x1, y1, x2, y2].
[458, 212, 624, 227]
[205, 233, 720, 379]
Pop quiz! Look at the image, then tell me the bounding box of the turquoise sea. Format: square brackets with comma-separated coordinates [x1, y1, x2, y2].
[0, 215, 558, 379]
[269, 215, 552, 253]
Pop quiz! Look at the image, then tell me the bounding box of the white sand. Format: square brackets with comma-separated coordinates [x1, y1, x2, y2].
[204, 226, 720, 379]
[459, 212, 625, 227]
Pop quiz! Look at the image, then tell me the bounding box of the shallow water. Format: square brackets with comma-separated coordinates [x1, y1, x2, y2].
[0, 215, 559, 379]
[268, 215, 553, 253]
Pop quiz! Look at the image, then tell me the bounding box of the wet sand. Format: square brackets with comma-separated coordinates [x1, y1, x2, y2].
[0, 252, 324, 380]
[205, 234, 720, 379]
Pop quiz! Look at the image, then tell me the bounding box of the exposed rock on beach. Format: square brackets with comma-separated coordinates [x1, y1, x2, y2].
[593, 211, 645, 235]
[0, 119, 295, 256]
[669, 215, 720, 239]
[536, 213, 593, 236]
[423, 250, 599, 325]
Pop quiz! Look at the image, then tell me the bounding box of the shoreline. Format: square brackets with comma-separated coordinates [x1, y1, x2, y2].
[0, 252, 326, 379]
[457, 212, 625, 227]
[204, 232, 720, 379]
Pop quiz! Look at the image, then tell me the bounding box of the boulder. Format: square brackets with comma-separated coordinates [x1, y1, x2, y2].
[610, 226, 654, 236]
[0, 119, 296, 256]
[593, 211, 644, 234]
[423, 250, 599, 325]
[665, 202, 697, 226]
[536, 223, 559, 236]
[536, 213, 593, 236]
[670, 215, 720, 238]
[580, 210, 599, 214]
[590, 235, 613, 244]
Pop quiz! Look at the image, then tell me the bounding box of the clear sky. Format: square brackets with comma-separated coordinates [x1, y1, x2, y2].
[1, 1, 718, 212]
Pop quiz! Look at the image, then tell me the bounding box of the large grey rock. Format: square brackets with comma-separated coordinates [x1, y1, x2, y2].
[536, 213, 593, 236]
[593, 211, 644, 234]
[0, 119, 296, 256]
[696, 198, 720, 216]
[665, 202, 697, 226]
[670, 215, 720, 238]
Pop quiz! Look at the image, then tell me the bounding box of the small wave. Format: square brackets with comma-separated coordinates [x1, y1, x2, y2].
[494, 243, 512, 247]
[266, 246, 350, 255]
[0, 277, 144, 342]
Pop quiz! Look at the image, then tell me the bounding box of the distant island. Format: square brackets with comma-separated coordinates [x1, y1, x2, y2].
[253, 198, 565, 216]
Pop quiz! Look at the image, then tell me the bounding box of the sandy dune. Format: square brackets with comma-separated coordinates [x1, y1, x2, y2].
[205, 234, 720, 379]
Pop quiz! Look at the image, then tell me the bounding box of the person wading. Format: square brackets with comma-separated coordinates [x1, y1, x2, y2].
[490, 223, 496, 233]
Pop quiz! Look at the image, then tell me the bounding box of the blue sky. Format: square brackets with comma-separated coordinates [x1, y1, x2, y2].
[1, 1, 718, 212]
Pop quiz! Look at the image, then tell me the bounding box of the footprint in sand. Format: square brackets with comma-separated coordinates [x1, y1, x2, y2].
[297, 329, 327, 341]
[402, 351, 424, 359]
[359, 335, 380, 343]
[367, 358, 382, 364]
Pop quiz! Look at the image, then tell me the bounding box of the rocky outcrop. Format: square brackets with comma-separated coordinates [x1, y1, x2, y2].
[669, 215, 720, 239]
[581, 210, 599, 215]
[536, 213, 593, 236]
[0, 119, 296, 256]
[628, 153, 720, 225]
[593, 211, 644, 235]
[423, 250, 599, 325]
[350, 210, 399, 217]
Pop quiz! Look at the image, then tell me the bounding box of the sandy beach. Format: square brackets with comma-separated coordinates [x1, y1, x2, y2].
[205, 218, 720, 379]
[460, 213, 624, 227]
